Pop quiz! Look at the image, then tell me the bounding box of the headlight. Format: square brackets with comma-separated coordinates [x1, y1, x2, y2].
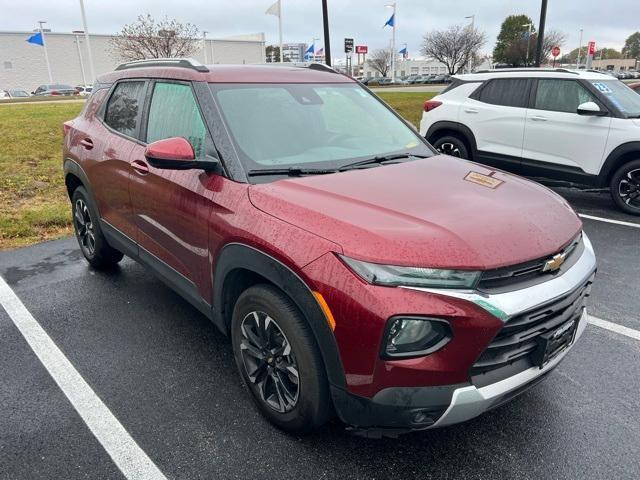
[340, 255, 480, 289]
[383, 316, 452, 358]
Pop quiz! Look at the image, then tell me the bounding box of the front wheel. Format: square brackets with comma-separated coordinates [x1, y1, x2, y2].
[231, 284, 331, 433]
[610, 160, 640, 215]
[431, 135, 469, 159]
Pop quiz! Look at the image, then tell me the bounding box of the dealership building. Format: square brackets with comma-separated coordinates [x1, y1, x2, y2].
[0, 30, 266, 91]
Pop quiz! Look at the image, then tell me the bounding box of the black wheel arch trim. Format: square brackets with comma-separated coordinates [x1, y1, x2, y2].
[599, 142, 640, 187]
[213, 243, 347, 389]
[425, 121, 477, 158]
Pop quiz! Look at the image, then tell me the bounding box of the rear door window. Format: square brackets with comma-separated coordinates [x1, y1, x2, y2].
[534, 79, 596, 113]
[145, 82, 207, 158]
[475, 78, 530, 108]
[104, 81, 147, 138]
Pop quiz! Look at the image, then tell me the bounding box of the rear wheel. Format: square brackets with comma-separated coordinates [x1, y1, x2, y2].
[231, 284, 331, 432]
[431, 135, 469, 159]
[610, 160, 640, 215]
[71, 187, 124, 268]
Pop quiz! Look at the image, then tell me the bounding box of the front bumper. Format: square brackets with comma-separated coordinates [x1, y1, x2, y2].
[330, 234, 597, 434]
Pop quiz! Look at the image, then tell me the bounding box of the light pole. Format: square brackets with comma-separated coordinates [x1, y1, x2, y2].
[523, 23, 533, 66]
[78, 0, 95, 82]
[534, 0, 548, 67]
[321, 0, 331, 66]
[576, 28, 583, 68]
[37, 21, 53, 83]
[385, 2, 396, 81]
[202, 31, 208, 64]
[465, 15, 475, 73]
[72, 31, 87, 86]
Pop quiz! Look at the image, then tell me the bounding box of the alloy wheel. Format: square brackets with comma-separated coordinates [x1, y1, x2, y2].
[618, 168, 640, 209]
[239, 311, 300, 413]
[437, 142, 462, 157]
[74, 199, 96, 255]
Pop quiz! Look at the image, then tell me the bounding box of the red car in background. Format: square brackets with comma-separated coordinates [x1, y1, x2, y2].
[62, 59, 597, 436]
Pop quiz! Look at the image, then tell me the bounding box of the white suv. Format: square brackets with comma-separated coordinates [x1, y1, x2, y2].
[420, 68, 640, 214]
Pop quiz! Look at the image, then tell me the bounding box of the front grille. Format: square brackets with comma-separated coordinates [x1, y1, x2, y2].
[477, 234, 584, 293]
[470, 277, 593, 387]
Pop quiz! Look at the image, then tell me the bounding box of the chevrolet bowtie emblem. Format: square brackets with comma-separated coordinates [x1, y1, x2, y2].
[543, 252, 567, 272]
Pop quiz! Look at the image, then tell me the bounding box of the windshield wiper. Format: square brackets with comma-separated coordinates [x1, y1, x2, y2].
[247, 167, 338, 177]
[339, 153, 430, 171]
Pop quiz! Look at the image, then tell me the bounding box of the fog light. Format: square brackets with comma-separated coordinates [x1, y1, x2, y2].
[383, 316, 452, 358]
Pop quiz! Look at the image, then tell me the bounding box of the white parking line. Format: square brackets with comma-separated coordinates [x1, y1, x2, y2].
[0, 276, 168, 480]
[589, 315, 640, 341]
[579, 213, 640, 229]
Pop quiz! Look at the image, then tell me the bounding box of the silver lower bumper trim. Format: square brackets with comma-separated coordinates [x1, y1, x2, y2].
[430, 308, 589, 428]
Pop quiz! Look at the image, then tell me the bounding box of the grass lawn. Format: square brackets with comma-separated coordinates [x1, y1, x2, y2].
[0, 91, 434, 250]
[0, 102, 83, 249]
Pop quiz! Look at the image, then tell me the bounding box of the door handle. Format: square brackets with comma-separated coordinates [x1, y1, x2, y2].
[79, 138, 94, 149]
[131, 159, 149, 175]
[531, 115, 548, 122]
[464, 108, 479, 114]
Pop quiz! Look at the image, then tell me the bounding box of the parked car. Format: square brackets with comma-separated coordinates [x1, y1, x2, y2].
[63, 59, 596, 435]
[75, 85, 93, 96]
[0, 88, 30, 99]
[428, 74, 451, 84]
[421, 68, 640, 214]
[414, 75, 435, 84]
[33, 84, 78, 96]
[367, 77, 391, 86]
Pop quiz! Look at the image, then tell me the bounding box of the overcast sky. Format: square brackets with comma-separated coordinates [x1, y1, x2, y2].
[1, 0, 637, 59]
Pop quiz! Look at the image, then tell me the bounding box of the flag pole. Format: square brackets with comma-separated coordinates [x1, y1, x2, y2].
[278, 0, 283, 62]
[38, 21, 53, 83]
[78, 0, 96, 82]
[392, 2, 396, 81]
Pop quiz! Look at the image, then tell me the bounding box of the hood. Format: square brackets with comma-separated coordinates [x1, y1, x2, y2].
[248, 156, 582, 270]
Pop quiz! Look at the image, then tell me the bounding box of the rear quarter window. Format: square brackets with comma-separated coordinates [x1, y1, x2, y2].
[473, 78, 530, 108]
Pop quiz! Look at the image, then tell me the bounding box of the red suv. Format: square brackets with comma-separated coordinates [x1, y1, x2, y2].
[63, 59, 597, 435]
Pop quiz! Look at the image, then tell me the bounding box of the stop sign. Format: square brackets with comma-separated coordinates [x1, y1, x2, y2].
[551, 46, 561, 57]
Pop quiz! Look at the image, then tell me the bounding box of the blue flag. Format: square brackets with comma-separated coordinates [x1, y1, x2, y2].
[303, 44, 314, 60]
[384, 14, 395, 28]
[26, 32, 44, 46]
[399, 47, 407, 54]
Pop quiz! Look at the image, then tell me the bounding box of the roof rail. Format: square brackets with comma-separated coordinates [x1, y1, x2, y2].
[474, 68, 578, 75]
[115, 58, 209, 72]
[270, 62, 338, 74]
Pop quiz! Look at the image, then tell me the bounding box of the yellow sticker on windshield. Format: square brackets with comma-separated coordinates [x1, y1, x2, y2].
[405, 141, 419, 149]
[464, 171, 504, 189]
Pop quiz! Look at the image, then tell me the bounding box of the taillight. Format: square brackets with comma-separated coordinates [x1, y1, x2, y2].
[424, 100, 442, 112]
[51, 90, 60, 95]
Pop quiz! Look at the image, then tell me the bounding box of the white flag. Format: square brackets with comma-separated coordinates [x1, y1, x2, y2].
[265, 0, 280, 17]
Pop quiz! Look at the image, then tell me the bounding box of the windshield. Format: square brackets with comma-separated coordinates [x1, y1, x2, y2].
[591, 80, 640, 118]
[209, 83, 431, 175]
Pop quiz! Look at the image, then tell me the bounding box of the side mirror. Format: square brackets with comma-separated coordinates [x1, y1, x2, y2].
[144, 137, 219, 171]
[577, 101, 606, 116]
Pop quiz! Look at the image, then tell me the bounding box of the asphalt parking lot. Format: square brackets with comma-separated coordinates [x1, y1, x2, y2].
[1, 187, 639, 480]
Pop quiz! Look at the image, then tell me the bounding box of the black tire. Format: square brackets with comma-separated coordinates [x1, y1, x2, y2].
[231, 284, 331, 433]
[609, 159, 640, 215]
[431, 135, 469, 159]
[71, 186, 124, 268]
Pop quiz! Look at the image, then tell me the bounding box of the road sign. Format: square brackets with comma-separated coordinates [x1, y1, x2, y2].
[587, 41, 596, 55]
[344, 38, 354, 53]
[551, 46, 560, 58]
[355, 45, 368, 54]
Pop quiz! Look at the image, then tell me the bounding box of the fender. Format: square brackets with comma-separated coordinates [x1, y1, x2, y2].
[63, 158, 95, 203]
[213, 243, 347, 389]
[598, 141, 640, 187]
[425, 121, 478, 158]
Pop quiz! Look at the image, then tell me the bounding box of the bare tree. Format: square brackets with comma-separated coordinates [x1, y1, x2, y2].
[367, 48, 393, 77]
[421, 25, 486, 74]
[540, 29, 567, 63]
[111, 14, 199, 61]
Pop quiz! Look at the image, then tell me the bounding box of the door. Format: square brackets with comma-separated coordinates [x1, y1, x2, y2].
[522, 79, 611, 175]
[129, 81, 213, 302]
[88, 80, 147, 240]
[461, 78, 531, 173]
